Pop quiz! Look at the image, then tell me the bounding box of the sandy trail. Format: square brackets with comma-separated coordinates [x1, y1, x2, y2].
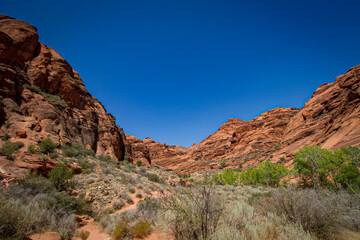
[75, 218, 110, 240]
[74, 190, 172, 240]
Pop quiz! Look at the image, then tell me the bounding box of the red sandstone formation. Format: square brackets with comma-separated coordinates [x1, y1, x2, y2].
[0, 15, 125, 178]
[125, 134, 187, 167]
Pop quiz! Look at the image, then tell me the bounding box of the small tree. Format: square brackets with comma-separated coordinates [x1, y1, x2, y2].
[49, 164, 74, 191]
[258, 161, 288, 187]
[136, 160, 142, 167]
[39, 138, 56, 154]
[294, 146, 333, 188]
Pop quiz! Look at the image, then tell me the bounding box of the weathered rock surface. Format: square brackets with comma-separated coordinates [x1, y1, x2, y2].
[0, 15, 125, 178]
[125, 134, 187, 167]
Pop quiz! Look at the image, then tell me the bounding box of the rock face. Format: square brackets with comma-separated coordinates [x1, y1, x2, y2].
[127, 65, 360, 173]
[125, 134, 187, 167]
[0, 15, 125, 176]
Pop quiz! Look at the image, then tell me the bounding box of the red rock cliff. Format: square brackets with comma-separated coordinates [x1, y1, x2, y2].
[0, 15, 125, 161]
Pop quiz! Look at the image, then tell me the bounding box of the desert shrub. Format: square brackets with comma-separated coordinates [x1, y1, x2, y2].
[136, 160, 142, 167]
[0, 195, 77, 240]
[49, 151, 59, 159]
[248, 191, 272, 204]
[219, 161, 227, 169]
[137, 198, 161, 223]
[1, 133, 10, 141]
[62, 142, 95, 158]
[212, 169, 240, 186]
[0, 141, 24, 160]
[23, 83, 42, 93]
[128, 186, 136, 194]
[146, 173, 160, 183]
[162, 184, 224, 239]
[78, 159, 95, 171]
[0, 174, 82, 239]
[53, 192, 92, 215]
[136, 193, 143, 198]
[112, 219, 130, 240]
[113, 199, 125, 210]
[6, 120, 11, 128]
[98, 154, 112, 162]
[44, 93, 69, 108]
[86, 177, 96, 184]
[27, 143, 38, 153]
[126, 197, 134, 204]
[262, 188, 360, 239]
[39, 138, 56, 154]
[49, 164, 74, 191]
[132, 221, 151, 238]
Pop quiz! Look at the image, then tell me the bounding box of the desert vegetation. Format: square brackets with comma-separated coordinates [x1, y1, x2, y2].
[1, 140, 359, 240]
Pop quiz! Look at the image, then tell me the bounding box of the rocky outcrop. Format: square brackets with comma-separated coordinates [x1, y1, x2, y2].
[0, 15, 125, 177]
[172, 65, 360, 173]
[125, 134, 187, 167]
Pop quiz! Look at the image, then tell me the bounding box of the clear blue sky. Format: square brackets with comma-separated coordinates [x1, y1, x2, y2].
[3, 0, 360, 147]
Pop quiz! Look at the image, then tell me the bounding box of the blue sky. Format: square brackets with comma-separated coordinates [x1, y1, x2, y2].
[3, 0, 360, 147]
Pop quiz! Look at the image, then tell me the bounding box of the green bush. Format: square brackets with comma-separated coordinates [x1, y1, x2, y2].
[98, 154, 112, 162]
[39, 138, 56, 154]
[1, 133, 10, 141]
[78, 159, 95, 171]
[219, 161, 227, 169]
[27, 144, 38, 154]
[49, 164, 74, 191]
[53, 192, 92, 215]
[240, 161, 288, 187]
[136, 160, 142, 167]
[212, 169, 240, 186]
[62, 142, 95, 158]
[0, 141, 24, 160]
[49, 151, 59, 159]
[146, 173, 160, 183]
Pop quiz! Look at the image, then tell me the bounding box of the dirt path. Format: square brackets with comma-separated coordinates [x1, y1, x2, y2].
[111, 191, 142, 215]
[75, 219, 110, 240]
[74, 190, 172, 240]
[143, 232, 174, 240]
